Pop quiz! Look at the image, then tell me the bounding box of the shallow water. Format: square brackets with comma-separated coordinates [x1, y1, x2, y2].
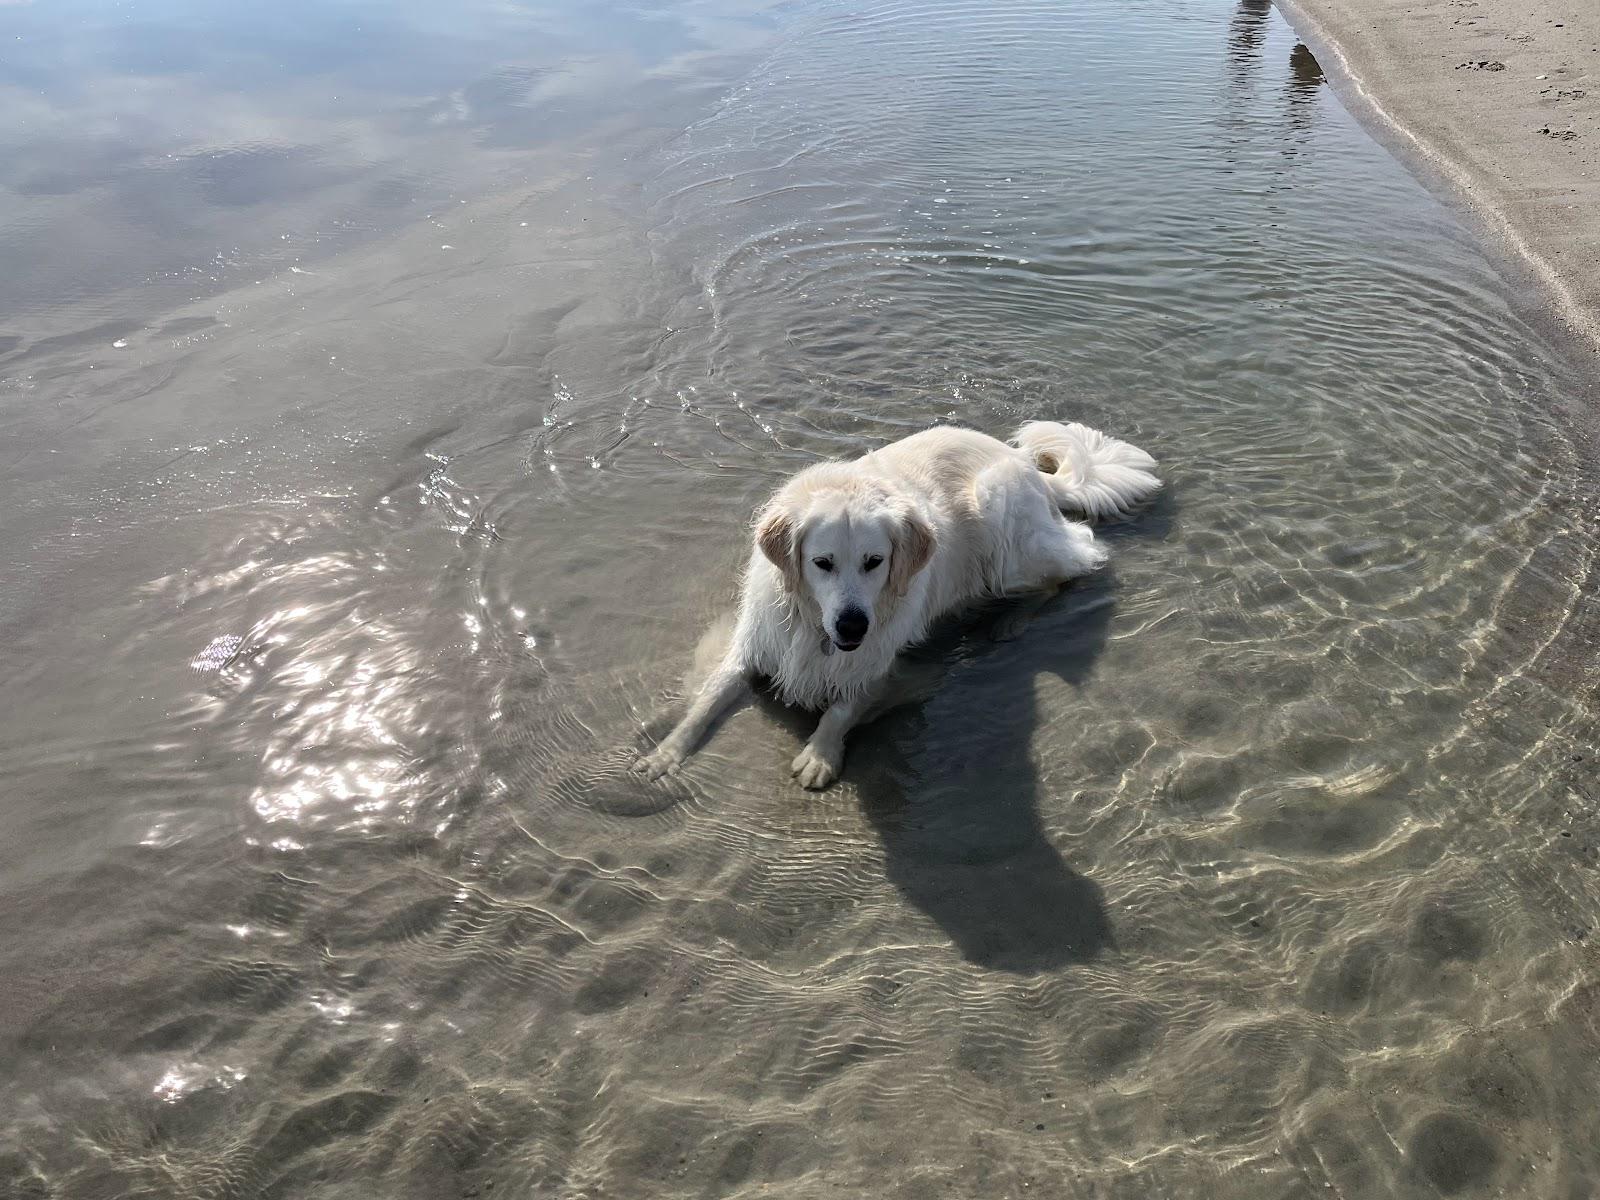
[3, 0, 1600, 1195]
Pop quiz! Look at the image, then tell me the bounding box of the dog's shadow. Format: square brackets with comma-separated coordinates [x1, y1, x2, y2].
[667, 491, 1175, 973]
[811, 493, 1171, 972]
[733, 574, 1118, 973]
[839, 580, 1117, 973]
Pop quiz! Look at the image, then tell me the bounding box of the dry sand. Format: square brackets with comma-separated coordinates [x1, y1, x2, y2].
[1276, 0, 1600, 355]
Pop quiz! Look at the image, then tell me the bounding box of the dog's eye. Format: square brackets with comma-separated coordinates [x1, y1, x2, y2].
[812, 557, 833, 572]
[863, 555, 883, 572]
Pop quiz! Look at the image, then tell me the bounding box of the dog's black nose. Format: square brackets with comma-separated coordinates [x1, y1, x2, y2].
[834, 607, 869, 647]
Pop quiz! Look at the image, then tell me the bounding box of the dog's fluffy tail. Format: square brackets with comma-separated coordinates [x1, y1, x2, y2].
[1012, 421, 1161, 519]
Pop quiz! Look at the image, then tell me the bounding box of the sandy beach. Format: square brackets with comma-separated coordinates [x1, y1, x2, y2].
[1276, 0, 1600, 353]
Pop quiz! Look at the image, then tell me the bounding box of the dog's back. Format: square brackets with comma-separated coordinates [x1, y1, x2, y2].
[858, 421, 1160, 521]
[862, 425, 1018, 518]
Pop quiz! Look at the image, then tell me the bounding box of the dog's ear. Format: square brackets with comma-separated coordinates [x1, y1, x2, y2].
[888, 510, 935, 598]
[755, 501, 803, 593]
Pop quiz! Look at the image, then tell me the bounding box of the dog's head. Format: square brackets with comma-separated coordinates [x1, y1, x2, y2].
[755, 478, 935, 653]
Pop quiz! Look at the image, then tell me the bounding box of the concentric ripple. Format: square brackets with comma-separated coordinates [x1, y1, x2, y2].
[2, 0, 1599, 1197]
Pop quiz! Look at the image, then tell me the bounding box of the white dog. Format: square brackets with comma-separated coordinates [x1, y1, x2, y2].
[634, 421, 1160, 789]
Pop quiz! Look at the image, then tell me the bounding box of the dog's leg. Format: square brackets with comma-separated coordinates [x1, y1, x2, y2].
[791, 682, 883, 790]
[633, 656, 750, 780]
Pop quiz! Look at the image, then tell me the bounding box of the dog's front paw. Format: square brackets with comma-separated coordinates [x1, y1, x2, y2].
[632, 743, 685, 781]
[791, 742, 842, 790]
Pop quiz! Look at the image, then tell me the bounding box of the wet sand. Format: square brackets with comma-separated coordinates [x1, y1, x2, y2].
[1275, 0, 1600, 353]
[5, 1, 1600, 1196]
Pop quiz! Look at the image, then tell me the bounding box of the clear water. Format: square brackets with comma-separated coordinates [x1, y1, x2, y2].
[3, 0, 1599, 1195]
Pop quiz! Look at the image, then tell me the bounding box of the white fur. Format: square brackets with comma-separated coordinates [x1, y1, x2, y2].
[1013, 421, 1161, 520]
[634, 421, 1160, 789]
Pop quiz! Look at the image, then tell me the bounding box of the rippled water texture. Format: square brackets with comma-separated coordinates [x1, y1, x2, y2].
[3, 0, 1600, 1196]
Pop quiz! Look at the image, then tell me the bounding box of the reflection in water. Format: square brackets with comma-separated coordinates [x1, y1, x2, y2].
[0, 0, 750, 321]
[1229, 0, 1326, 135]
[1290, 41, 1327, 95]
[1228, 0, 1275, 66]
[1285, 42, 1326, 136]
[2, 0, 1599, 1196]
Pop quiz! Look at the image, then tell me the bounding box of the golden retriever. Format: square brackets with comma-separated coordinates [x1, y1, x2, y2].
[634, 421, 1159, 789]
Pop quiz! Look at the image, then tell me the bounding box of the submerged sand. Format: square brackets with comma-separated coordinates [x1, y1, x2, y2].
[6, 2, 1600, 1196]
[1277, 0, 1600, 353]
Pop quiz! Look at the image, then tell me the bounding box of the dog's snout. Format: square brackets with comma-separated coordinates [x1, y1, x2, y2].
[834, 607, 869, 647]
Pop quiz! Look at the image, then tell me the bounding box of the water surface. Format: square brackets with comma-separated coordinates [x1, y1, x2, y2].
[3, 0, 1600, 1196]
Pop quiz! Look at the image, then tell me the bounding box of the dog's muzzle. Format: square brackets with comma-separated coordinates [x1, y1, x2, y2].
[833, 607, 869, 652]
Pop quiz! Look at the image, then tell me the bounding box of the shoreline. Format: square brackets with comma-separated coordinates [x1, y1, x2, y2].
[1273, 0, 1600, 361]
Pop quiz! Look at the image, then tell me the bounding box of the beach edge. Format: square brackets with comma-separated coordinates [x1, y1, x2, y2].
[1272, 0, 1600, 363]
